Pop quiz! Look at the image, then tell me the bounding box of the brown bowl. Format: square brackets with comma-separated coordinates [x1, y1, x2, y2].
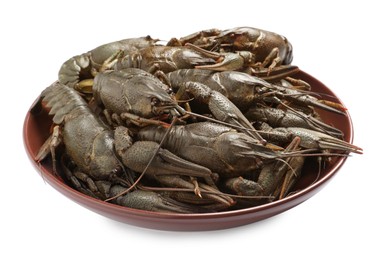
[23, 70, 354, 231]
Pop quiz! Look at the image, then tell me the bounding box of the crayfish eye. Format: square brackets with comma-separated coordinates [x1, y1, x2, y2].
[151, 97, 160, 106]
[111, 165, 123, 177]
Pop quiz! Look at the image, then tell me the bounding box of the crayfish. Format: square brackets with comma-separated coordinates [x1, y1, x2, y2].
[31, 26, 362, 213]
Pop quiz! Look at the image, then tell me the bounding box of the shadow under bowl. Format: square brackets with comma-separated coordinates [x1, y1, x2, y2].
[23, 70, 354, 231]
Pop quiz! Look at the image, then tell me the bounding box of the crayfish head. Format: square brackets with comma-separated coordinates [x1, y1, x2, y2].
[128, 75, 182, 120]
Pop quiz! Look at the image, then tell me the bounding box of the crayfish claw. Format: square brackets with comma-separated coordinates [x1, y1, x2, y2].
[251, 64, 300, 81]
[306, 99, 347, 116]
[195, 52, 246, 72]
[185, 43, 249, 72]
[110, 186, 204, 213]
[224, 177, 263, 196]
[317, 100, 347, 112]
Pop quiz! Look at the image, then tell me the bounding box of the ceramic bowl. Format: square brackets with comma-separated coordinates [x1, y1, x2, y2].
[23, 70, 354, 231]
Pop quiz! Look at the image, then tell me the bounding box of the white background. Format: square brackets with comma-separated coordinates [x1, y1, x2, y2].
[1, 1, 380, 259]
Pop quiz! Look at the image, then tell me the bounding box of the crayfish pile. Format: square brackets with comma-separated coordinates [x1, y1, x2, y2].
[32, 27, 362, 213]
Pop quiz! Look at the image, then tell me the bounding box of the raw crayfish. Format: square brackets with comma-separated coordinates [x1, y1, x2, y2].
[32, 26, 362, 213]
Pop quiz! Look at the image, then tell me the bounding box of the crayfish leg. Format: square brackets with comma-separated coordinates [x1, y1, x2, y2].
[120, 112, 171, 127]
[257, 137, 301, 198]
[261, 47, 281, 71]
[35, 125, 62, 175]
[74, 78, 94, 94]
[278, 155, 305, 199]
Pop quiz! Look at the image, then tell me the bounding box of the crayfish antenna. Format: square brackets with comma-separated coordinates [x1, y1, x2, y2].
[278, 102, 345, 139]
